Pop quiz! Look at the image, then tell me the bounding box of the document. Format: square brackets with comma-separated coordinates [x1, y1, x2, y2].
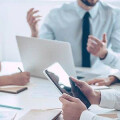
[91, 85, 110, 90]
[76, 71, 101, 81]
[20, 109, 61, 120]
[0, 111, 16, 120]
[98, 114, 118, 118]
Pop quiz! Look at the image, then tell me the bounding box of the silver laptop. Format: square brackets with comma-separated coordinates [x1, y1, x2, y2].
[16, 36, 76, 79]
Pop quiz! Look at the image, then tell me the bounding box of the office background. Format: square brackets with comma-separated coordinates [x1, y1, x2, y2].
[0, 0, 119, 61]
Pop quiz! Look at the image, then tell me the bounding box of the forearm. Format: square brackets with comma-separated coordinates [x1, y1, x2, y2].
[109, 71, 120, 83]
[0, 75, 13, 86]
[100, 50, 120, 69]
[91, 89, 120, 110]
[100, 90, 120, 110]
[31, 31, 39, 37]
[108, 76, 120, 85]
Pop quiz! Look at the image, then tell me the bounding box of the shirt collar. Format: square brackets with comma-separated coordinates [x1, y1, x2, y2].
[74, 1, 100, 19]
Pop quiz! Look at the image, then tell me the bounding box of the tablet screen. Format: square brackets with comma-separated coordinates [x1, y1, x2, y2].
[44, 63, 91, 108]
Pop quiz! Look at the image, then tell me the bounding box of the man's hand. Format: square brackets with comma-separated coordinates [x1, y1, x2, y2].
[87, 76, 119, 86]
[59, 93, 87, 120]
[27, 8, 41, 37]
[87, 34, 108, 59]
[10, 72, 30, 86]
[70, 77, 101, 105]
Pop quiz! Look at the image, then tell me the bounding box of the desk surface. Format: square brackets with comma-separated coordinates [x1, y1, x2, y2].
[0, 62, 120, 120]
[0, 77, 62, 119]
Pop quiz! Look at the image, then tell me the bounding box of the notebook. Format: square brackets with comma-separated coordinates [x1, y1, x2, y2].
[20, 109, 61, 120]
[0, 86, 27, 94]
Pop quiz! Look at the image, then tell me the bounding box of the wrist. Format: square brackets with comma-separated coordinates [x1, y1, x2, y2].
[9, 75, 15, 85]
[109, 76, 119, 84]
[79, 109, 87, 120]
[31, 31, 39, 37]
[99, 49, 108, 59]
[80, 110, 87, 119]
[92, 91, 101, 105]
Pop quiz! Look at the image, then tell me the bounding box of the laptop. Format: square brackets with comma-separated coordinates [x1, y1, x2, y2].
[16, 36, 76, 79]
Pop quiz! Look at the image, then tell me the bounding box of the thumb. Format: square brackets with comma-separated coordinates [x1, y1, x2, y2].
[70, 77, 86, 88]
[59, 96, 70, 104]
[102, 34, 107, 43]
[61, 93, 77, 102]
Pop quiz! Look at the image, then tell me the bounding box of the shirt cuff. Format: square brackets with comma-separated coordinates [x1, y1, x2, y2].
[100, 50, 117, 66]
[80, 110, 96, 120]
[109, 71, 120, 80]
[100, 90, 116, 109]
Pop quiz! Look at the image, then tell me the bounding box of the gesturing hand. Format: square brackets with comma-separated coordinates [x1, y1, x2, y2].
[87, 34, 108, 59]
[27, 8, 42, 37]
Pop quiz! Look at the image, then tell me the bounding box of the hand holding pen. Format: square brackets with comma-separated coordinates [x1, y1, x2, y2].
[9, 68, 30, 86]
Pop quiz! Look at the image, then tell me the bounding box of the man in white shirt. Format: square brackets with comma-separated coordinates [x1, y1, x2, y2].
[27, 0, 120, 69]
[60, 77, 120, 120]
[27, 0, 120, 86]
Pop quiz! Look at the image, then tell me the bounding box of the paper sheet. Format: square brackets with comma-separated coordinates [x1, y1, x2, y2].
[91, 85, 110, 90]
[0, 111, 16, 120]
[98, 114, 118, 118]
[20, 109, 61, 120]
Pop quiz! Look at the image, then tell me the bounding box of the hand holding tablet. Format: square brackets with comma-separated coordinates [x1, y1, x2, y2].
[43, 63, 91, 108]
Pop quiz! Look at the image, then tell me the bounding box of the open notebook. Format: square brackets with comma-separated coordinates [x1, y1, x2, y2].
[20, 109, 61, 120]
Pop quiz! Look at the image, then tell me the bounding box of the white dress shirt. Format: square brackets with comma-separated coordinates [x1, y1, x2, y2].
[111, 71, 120, 81]
[80, 90, 120, 120]
[39, 0, 120, 68]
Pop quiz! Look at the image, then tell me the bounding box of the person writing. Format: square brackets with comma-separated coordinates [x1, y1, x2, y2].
[0, 63, 30, 86]
[60, 77, 120, 120]
[0, 72, 30, 86]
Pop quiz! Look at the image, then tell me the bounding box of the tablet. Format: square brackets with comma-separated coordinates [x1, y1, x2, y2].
[43, 63, 91, 108]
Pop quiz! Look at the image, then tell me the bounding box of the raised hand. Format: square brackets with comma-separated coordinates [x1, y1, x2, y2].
[27, 8, 41, 37]
[87, 34, 108, 59]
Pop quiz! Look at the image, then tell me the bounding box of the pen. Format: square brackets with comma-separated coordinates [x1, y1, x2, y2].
[0, 104, 22, 110]
[12, 113, 17, 120]
[18, 67, 22, 72]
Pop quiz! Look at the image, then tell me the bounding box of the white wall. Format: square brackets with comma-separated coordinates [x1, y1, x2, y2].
[0, 0, 120, 61]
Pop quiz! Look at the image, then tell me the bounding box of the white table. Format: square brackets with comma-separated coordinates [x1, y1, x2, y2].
[0, 62, 120, 120]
